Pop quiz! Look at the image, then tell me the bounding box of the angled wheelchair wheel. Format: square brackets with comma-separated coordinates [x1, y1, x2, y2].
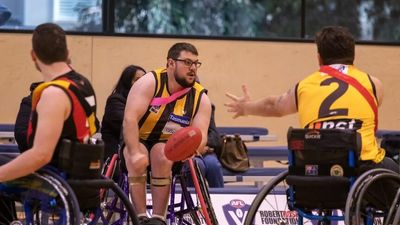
[100, 153, 119, 200]
[74, 154, 138, 225]
[392, 201, 400, 225]
[345, 168, 400, 225]
[244, 170, 297, 225]
[188, 159, 219, 225]
[74, 178, 138, 225]
[2, 168, 81, 225]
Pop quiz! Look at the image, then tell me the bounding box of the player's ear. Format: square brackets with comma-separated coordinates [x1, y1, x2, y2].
[31, 50, 36, 61]
[317, 53, 323, 66]
[167, 58, 174, 67]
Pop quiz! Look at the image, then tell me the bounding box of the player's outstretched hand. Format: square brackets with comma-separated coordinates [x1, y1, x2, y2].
[224, 84, 251, 119]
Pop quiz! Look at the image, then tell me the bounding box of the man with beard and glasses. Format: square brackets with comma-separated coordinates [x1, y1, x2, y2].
[122, 42, 211, 225]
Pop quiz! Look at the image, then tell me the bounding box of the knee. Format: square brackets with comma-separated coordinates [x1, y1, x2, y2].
[125, 153, 149, 173]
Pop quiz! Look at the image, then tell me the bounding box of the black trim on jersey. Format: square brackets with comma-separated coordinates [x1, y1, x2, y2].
[366, 74, 378, 103]
[157, 72, 168, 97]
[294, 83, 299, 111]
[150, 71, 159, 97]
[147, 101, 177, 141]
[161, 71, 171, 95]
[68, 84, 93, 116]
[193, 89, 206, 118]
[183, 88, 195, 119]
[138, 109, 151, 128]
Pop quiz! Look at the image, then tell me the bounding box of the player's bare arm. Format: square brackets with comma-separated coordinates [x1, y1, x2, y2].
[191, 94, 211, 155]
[123, 73, 156, 155]
[225, 84, 297, 119]
[0, 87, 69, 182]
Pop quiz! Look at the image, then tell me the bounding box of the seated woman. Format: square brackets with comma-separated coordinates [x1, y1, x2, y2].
[101, 65, 146, 160]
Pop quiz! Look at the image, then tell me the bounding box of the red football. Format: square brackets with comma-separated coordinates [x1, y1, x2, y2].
[164, 126, 202, 162]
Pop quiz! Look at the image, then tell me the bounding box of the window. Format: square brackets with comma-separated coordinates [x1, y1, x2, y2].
[0, 0, 399, 43]
[305, 0, 400, 42]
[0, 0, 102, 32]
[114, 0, 301, 39]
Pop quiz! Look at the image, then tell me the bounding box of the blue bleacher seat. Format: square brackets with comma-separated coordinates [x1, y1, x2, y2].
[0, 124, 14, 132]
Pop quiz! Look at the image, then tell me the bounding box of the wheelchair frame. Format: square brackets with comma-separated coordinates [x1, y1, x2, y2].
[102, 153, 219, 225]
[0, 163, 139, 225]
[244, 128, 400, 225]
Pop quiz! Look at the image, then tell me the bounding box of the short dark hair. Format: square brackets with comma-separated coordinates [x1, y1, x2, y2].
[32, 23, 68, 64]
[315, 26, 355, 65]
[167, 42, 198, 59]
[113, 65, 146, 98]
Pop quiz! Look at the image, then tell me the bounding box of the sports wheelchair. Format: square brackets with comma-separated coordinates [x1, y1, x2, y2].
[103, 149, 219, 225]
[244, 127, 400, 225]
[0, 139, 139, 225]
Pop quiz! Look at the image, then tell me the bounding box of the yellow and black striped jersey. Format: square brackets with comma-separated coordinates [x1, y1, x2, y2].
[139, 68, 206, 141]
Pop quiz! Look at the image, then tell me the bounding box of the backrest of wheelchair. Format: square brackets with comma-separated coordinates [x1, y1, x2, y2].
[57, 139, 104, 211]
[58, 139, 104, 179]
[286, 127, 361, 210]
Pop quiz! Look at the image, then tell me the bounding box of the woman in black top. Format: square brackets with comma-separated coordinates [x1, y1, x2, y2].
[101, 65, 146, 160]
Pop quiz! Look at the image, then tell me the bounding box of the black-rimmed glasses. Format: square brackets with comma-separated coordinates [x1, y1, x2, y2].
[173, 58, 202, 68]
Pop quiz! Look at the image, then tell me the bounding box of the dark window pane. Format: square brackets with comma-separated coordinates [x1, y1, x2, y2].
[0, 0, 102, 32]
[114, 0, 301, 39]
[305, 0, 400, 42]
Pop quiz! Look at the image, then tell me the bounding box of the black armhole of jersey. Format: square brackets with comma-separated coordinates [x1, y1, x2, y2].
[193, 89, 206, 118]
[294, 83, 299, 111]
[366, 74, 378, 103]
[150, 71, 159, 97]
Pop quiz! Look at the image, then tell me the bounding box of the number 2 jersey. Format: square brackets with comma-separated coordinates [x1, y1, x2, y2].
[295, 64, 385, 163]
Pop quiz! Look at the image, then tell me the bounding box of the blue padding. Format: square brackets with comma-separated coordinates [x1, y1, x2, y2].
[208, 187, 261, 194]
[0, 124, 14, 132]
[247, 146, 288, 159]
[217, 126, 268, 135]
[376, 129, 400, 138]
[173, 186, 263, 194]
[0, 144, 19, 153]
[222, 167, 285, 177]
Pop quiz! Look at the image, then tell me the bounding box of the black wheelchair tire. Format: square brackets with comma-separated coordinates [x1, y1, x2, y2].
[244, 170, 289, 225]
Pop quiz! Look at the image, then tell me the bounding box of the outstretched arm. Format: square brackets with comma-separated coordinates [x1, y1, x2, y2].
[224, 84, 297, 118]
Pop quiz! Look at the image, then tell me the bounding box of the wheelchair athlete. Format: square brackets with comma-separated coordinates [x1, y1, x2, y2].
[0, 23, 100, 224]
[225, 26, 399, 174]
[226, 26, 399, 224]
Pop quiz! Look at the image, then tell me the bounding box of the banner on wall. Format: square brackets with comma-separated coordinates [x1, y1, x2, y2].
[145, 193, 383, 225]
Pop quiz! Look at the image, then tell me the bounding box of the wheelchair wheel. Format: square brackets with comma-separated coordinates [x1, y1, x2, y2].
[100, 153, 119, 200]
[392, 201, 400, 225]
[345, 168, 400, 225]
[188, 159, 219, 225]
[244, 170, 296, 225]
[9, 168, 81, 225]
[72, 163, 138, 225]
